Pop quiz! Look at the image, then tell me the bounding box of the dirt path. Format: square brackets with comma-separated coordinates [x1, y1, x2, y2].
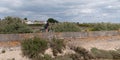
[68, 35, 120, 50]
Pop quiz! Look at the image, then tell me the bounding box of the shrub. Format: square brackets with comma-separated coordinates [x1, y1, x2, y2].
[50, 22, 81, 32]
[50, 38, 65, 56]
[71, 47, 94, 60]
[91, 23, 120, 31]
[0, 16, 33, 33]
[70, 54, 81, 60]
[78, 23, 120, 31]
[43, 54, 53, 60]
[21, 37, 48, 59]
[91, 48, 113, 59]
[3, 23, 32, 33]
[109, 49, 120, 59]
[91, 48, 120, 59]
[21, 37, 67, 60]
[54, 55, 72, 60]
[32, 54, 52, 60]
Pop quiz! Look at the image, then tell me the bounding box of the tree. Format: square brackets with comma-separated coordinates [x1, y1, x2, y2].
[47, 18, 59, 23]
[24, 17, 28, 20]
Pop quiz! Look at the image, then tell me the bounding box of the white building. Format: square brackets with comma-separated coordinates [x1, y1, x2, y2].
[25, 20, 34, 24]
[24, 20, 46, 24]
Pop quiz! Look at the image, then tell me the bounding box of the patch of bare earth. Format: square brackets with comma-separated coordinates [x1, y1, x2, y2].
[1, 35, 120, 60]
[0, 47, 29, 60]
[67, 35, 120, 50]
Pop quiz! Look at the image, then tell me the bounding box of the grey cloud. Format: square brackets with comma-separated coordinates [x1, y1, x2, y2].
[0, 0, 120, 23]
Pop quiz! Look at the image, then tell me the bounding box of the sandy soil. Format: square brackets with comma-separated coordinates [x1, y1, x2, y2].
[0, 47, 29, 60]
[0, 47, 75, 60]
[68, 36, 120, 51]
[1, 35, 120, 60]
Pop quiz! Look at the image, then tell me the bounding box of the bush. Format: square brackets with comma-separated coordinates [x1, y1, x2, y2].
[91, 23, 120, 31]
[78, 23, 120, 31]
[3, 23, 32, 33]
[71, 47, 94, 60]
[91, 48, 113, 59]
[50, 38, 65, 56]
[54, 55, 72, 60]
[21, 37, 68, 60]
[32, 54, 52, 60]
[21, 37, 48, 59]
[0, 16, 33, 33]
[109, 49, 120, 59]
[91, 48, 120, 59]
[43, 54, 53, 60]
[50, 22, 81, 32]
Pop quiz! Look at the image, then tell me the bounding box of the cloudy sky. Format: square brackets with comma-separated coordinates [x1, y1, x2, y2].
[0, 0, 120, 23]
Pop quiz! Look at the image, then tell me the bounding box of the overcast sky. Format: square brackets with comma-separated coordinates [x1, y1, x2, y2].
[0, 0, 120, 23]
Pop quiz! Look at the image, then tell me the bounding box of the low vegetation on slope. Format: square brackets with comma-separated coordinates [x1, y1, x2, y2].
[50, 22, 81, 32]
[48, 22, 120, 32]
[21, 37, 65, 60]
[21, 37, 48, 59]
[0, 16, 33, 33]
[91, 48, 120, 59]
[21, 37, 120, 60]
[1, 16, 120, 33]
[78, 23, 120, 31]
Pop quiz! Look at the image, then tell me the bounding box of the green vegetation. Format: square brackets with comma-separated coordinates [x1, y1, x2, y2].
[50, 22, 81, 32]
[70, 47, 94, 60]
[28, 24, 44, 26]
[109, 49, 120, 59]
[24, 17, 28, 20]
[21, 37, 120, 60]
[32, 54, 52, 60]
[54, 55, 72, 60]
[1, 16, 120, 33]
[0, 16, 33, 33]
[91, 23, 120, 31]
[78, 23, 120, 31]
[47, 18, 59, 23]
[44, 22, 120, 32]
[50, 38, 65, 56]
[21, 37, 66, 60]
[91, 48, 120, 59]
[21, 37, 48, 59]
[91, 48, 113, 59]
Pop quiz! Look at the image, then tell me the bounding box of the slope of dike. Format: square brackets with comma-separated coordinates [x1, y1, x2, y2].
[0, 31, 120, 60]
[0, 31, 120, 50]
[67, 35, 120, 50]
